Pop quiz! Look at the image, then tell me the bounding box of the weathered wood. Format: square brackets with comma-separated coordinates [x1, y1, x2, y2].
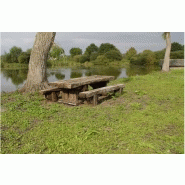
[51, 92, 58, 102]
[93, 94, 98, 106]
[119, 88, 123, 94]
[62, 89, 69, 104]
[79, 84, 125, 98]
[49, 75, 115, 89]
[44, 91, 60, 101]
[40, 87, 61, 95]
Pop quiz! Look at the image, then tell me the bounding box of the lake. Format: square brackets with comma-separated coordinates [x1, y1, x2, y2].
[0, 65, 160, 92]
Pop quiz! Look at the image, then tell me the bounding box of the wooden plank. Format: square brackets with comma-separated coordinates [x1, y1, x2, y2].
[51, 92, 58, 102]
[61, 89, 69, 104]
[93, 94, 98, 106]
[40, 87, 61, 95]
[79, 84, 125, 98]
[49, 75, 115, 89]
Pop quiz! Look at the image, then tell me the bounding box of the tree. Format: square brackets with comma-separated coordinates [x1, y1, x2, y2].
[18, 52, 30, 64]
[171, 42, 183, 52]
[162, 32, 171, 72]
[126, 47, 137, 60]
[98, 43, 119, 55]
[9, 46, 22, 63]
[1, 52, 11, 63]
[49, 43, 65, 60]
[136, 50, 157, 65]
[79, 55, 89, 63]
[84, 43, 98, 56]
[70, 48, 82, 57]
[19, 32, 56, 92]
[104, 50, 122, 61]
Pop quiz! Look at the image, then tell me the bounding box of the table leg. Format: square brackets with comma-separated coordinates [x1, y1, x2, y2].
[61, 89, 79, 106]
[45, 91, 60, 102]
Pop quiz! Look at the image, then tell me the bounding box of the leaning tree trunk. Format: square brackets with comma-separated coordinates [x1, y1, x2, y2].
[19, 32, 56, 93]
[162, 32, 171, 72]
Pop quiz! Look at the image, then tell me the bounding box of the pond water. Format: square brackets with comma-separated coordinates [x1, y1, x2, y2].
[0, 65, 160, 92]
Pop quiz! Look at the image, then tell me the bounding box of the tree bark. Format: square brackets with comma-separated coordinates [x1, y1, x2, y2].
[162, 32, 171, 72]
[19, 32, 56, 93]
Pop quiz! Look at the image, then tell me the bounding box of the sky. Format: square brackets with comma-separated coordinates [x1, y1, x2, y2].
[1, 32, 184, 55]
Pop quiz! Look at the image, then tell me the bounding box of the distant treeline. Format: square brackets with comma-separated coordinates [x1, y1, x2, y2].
[1, 42, 184, 66]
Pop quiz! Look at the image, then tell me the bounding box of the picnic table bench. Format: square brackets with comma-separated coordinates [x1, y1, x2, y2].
[40, 75, 124, 106]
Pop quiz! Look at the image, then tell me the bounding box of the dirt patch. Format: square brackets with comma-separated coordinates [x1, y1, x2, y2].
[157, 124, 179, 136]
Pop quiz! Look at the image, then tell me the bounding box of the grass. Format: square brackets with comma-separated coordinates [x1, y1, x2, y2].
[1, 69, 184, 154]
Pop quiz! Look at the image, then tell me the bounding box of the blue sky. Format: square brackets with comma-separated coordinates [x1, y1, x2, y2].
[1, 32, 184, 55]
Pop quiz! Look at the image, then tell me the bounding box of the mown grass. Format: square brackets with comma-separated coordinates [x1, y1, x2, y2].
[1, 69, 184, 154]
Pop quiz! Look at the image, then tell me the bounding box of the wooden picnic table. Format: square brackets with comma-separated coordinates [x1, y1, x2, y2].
[48, 75, 115, 105]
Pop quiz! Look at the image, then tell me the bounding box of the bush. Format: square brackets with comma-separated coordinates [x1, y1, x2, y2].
[121, 58, 130, 63]
[79, 55, 89, 63]
[126, 47, 137, 60]
[9, 46, 22, 63]
[104, 50, 122, 61]
[94, 55, 109, 64]
[90, 52, 99, 61]
[85, 43, 98, 56]
[73, 55, 81, 63]
[154, 49, 165, 61]
[170, 50, 184, 59]
[1, 52, 11, 63]
[70, 48, 82, 57]
[18, 52, 30, 64]
[171, 42, 184, 52]
[98, 43, 119, 55]
[131, 50, 157, 65]
[139, 50, 157, 65]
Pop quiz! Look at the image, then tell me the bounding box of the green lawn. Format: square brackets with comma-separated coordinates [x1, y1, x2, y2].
[1, 69, 184, 154]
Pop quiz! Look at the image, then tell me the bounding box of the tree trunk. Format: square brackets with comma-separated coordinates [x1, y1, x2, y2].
[19, 32, 56, 93]
[162, 32, 171, 72]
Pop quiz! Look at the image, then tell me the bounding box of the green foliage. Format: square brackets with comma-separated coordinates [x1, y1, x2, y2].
[73, 55, 81, 63]
[49, 45, 64, 60]
[126, 47, 137, 60]
[98, 43, 119, 55]
[170, 50, 184, 59]
[85, 43, 98, 56]
[70, 71, 82, 78]
[104, 50, 122, 61]
[94, 55, 109, 64]
[154, 49, 165, 61]
[70, 48, 82, 57]
[131, 50, 157, 65]
[79, 55, 89, 63]
[18, 52, 30, 64]
[90, 52, 99, 61]
[26, 48, 32, 55]
[55, 73, 65, 80]
[1, 52, 11, 63]
[9, 46, 22, 63]
[171, 42, 184, 52]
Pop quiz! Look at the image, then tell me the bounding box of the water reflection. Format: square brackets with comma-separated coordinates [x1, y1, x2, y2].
[70, 71, 83, 78]
[1, 65, 160, 92]
[55, 73, 65, 80]
[126, 65, 160, 77]
[85, 66, 122, 79]
[2, 69, 28, 86]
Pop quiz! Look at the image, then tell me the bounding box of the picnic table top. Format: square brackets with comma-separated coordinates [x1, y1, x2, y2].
[49, 75, 115, 89]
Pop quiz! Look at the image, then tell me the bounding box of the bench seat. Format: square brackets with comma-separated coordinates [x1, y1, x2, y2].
[79, 84, 125, 105]
[40, 87, 61, 102]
